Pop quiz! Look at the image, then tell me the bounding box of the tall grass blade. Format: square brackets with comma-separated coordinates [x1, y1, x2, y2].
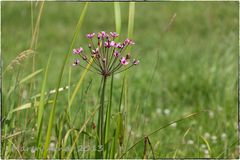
[121, 2, 135, 153]
[42, 3, 88, 158]
[30, 1, 44, 93]
[128, 2, 135, 39]
[36, 53, 52, 158]
[114, 2, 121, 34]
[19, 69, 43, 84]
[110, 129, 116, 158]
[200, 135, 211, 155]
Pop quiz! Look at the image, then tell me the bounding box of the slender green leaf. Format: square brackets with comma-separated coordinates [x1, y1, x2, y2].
[128, 2, 135, 39]
[19, 69, 43, 84]
[114, 2, 121, 34]
[36, 53, 52, 158]
[200, 135, 211, 155]
[43, 3, 89, 158]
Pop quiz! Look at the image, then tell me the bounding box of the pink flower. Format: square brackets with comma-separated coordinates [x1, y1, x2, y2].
[120, 57, 128, 65]
[133, 59, 140, 65]
[104, 41, 110, 48]
[92, 48, 99, 54]
[73, 47, 83, 54]
[98, 31, 107, 38]
[86, 33, 95, 39]
[113, 51, 120, 57]
[124, 38, 135, 45]
[116, 43, 123, 49]
[110, 41, 116, 47]
[73, 59, 80, 66]
[110, 32, 119, 38]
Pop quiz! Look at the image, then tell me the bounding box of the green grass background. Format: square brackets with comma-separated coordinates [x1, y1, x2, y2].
[2, 2, 238, 158]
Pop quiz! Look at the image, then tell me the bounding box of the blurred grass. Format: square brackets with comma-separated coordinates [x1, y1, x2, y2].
[2, 1, 238, 158]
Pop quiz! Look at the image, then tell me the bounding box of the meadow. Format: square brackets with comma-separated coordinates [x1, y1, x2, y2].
[1, 1, 239, 159]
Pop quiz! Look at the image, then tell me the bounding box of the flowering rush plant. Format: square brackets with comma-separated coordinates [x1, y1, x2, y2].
[72, 31, 139, 77]
[72, 31, 139, 158]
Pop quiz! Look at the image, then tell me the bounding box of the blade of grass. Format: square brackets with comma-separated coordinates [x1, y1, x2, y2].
[1, 131, 24, 141]
[7, 100, 53, 115]
[121, 2, 135, 154]
[36, 53, 52, 158]
[19, 69, 43, 84]
[30, 1, 44, 94]
[128, 2, 135, 39]
[200, 135, 212, 156]
[42, 3, 88, 158]
[114, 2, 121, 34]
[147, 137, 155, 159]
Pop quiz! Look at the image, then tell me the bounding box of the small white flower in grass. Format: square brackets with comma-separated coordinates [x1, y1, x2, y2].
[136, 132, 141, 138]
[204, 154, 210, 158]
[156, 108, 162, 114]
[221, 133, 227, 140]
[164, 109, 170, 115]
[187, 139, 194, 145]
[49, 142, 55, 151]
[31, 147, 36, 153]
[22, 90, 28, 99]
[114, 74, 121, 79]
[144, 117, 150, 123]
[201, 144, 206, 149]
[170, 122, 177, 128]
[217, 105, 223, 112]
[211, 135, 217, 143]
[208, 111, 214, 118]
[204, 132, 210, 139]
[130, 131, 135, 136]
[204, 149, 210, 158]
[127, 125, 131, 132]
[204, 149, 209, 155]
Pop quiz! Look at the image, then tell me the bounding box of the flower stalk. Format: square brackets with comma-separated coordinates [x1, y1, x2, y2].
[72, 31, 139, 158]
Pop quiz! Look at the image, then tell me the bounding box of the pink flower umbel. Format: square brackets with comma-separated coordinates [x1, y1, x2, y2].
[72, 31, 139, 77]
[72, 31, 140, 158]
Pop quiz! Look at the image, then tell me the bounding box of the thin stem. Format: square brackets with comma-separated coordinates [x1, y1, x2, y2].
[96, 76, 107, 158]
[114, 64, 134, 74]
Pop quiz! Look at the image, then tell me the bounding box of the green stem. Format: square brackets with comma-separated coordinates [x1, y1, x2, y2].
[104, 73, 114, 158]
[96, 76, 107, 158]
